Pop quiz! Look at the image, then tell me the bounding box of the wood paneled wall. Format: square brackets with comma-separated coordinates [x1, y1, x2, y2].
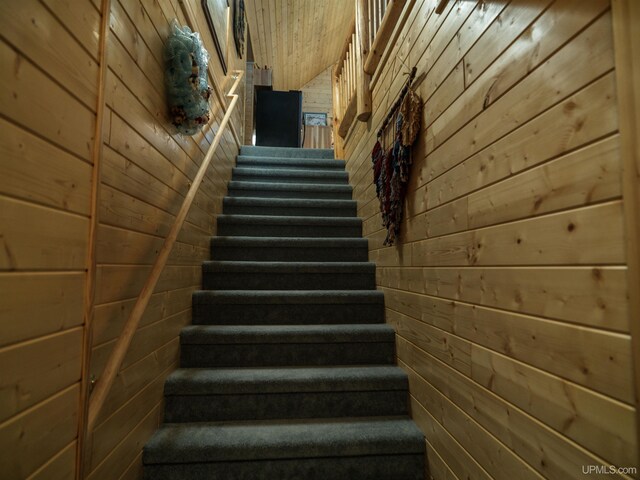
[340, 1, 638, 478]
[0, 0, 244, 478]
[301, 67, 333, 124]
[0, 0, 98, 477]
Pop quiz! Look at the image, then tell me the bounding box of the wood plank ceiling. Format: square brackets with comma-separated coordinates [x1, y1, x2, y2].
[245, 0, 355, 91]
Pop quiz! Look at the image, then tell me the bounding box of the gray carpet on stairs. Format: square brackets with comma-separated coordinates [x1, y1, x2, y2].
[142, 145, 425, 479]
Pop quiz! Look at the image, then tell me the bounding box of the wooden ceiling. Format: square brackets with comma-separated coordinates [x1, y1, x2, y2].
[245, 0, 355, 91]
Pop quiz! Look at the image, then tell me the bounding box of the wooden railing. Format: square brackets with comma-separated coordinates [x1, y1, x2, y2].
[86, 70, 245, 433]
[334, 21, 357, 138]
[363, 0, 406, 74]
[334, 0, 409, 139]
[368, 0, 389, 47]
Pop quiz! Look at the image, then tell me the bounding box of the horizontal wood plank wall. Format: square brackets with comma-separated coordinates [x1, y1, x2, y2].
[85, 0, 245, 478]
[301, 67, 334, 124]
[0, 0, 99, 477]
[341, 0, 639, 478]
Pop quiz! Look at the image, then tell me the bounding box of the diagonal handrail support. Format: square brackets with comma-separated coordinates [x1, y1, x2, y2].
[86, 70, 245, 433]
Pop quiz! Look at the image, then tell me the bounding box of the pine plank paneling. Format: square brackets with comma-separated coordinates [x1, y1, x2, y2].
[93, 338, 179, 426]
[0, 328, 82, 423]
[0, 0, 96, 476]
[92, 287, 192, 346]
[42, 0, 101, 59]
[466, 135, 621, 228]
[408, 394, 493, 480]
[0, 39, 95, 161]
[246, 0, 355, 90]
[0, 272, 85, 347]
[90, 365, 170, 469]
[0, 384, 79, 480]
[399, 339, 631, 480]
[301, 67, 334, 122]
[0, 196, 88, 271]
[86, 404, 161, 480]
[26, 441, 77, 480]
[341, 0, 637, 475]
[94, 264, 201, 305]
[420, 11, 615, 185]
[471, 345, 637, 468]
[0, 0, 246, 476]
[0, 117, 92, 215]
[0, 0, 99, 109]
[378, 266, 628, 331]
[422, 76, 618, 212]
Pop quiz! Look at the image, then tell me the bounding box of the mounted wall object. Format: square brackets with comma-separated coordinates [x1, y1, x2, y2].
[371, 67, 422, 245]
[164, 20, 212, 135]
[202, 0, 230, 74]
[232, 0, 245, 58]
[303, 112, 328, 127]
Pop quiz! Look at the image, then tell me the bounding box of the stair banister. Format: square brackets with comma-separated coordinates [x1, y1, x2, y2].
[86, 70, 245, 434]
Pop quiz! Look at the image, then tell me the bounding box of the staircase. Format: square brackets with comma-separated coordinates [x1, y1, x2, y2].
[143, 146, 425, 480]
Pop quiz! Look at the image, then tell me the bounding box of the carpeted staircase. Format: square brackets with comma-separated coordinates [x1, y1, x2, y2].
[143, 145, 425, 479]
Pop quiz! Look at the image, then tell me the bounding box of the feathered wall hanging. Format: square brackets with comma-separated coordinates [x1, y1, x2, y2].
[371, 66, 423, 246]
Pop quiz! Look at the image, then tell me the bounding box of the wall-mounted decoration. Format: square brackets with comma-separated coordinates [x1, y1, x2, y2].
[371, 67, 422, 245]
[164, 20, 212, 135]
[303, 112, 328, 126]
[233, 0, 245, 58]
[202, 0, 230, 74]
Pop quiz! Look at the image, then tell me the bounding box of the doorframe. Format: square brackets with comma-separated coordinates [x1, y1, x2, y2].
[611, 0, 640, 462]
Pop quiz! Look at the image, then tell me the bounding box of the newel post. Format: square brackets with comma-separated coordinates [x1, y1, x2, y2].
[356, 0, 372, 121]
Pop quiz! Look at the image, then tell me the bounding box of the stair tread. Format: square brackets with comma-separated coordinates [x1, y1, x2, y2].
[211, 236, 367, 246]
[217, 214, 361, 225]
[223, 197, 356, 207]
[240, 146, 335, 159]
[234, 167, 348, 176]
[237, 156, 345, 168]
[228, 181, 352, 190]
[143, 416, 423, 464]
[192, 290, 384, 304]
[165, 365, 408, 395]
[180, 324, 395, 344]
[203, 261, 374, 272]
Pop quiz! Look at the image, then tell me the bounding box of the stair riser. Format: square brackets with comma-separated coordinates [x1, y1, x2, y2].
[144, 454, 424, 480]
[217, 223, 362, 238]
[240, 146, 334, 158]
[180, 342, 395, 367]
[211, 245, 368, 262]
[192, 303, 384, 325]
[237, 158, 345, 170]
[228, 186, 352, 200]
[164, 390, 407, 423]
[223, 204, 356, 217]
[232, 173, 349, 185]
[203, 272, 375, 290]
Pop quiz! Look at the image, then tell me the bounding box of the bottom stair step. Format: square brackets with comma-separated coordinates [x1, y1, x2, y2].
[143, 416, 425, 480]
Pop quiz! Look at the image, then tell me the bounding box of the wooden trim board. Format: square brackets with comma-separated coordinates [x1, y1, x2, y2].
[612, 0, 640, 462]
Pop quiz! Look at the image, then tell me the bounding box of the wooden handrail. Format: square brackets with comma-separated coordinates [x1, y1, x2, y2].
[364, 0, 406, 74]
[86, 70, 245, 433]
[77, 0, 112, 477]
